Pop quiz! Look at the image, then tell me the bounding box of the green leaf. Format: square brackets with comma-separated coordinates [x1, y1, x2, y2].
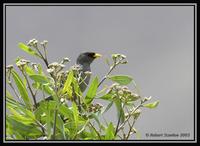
[18, 42, 42, 58]
[88, 113, 101, 129]
[7, 100, 35, 120]
[7, 107, 34, 125]
[105, 122, 115, 140]
[11, 70, 32, 109]
[55, 114, 66, 140]
[101, 101, 113, 114]
[59, 104, 73, 120]
[6, 116, 42, 138]
[23, 77, 27, 87]
[37, 64, 43, 74]
[29, 74, 49, 84]
[143, 100, 159, 109]
[108, 75, 133, 85]
[73, 77, 83, 97]
[77, 120, 89, 135]
[42, 84, 54, 95]
[24, 65, 35, 76]
[72, 102, 79, 129]
[6, 90, 14, 99]
[62, 70, 73, 95]
[98, 93, 113, 101]
[48, 100, 58, 110]
[46, 103, 51, 139]
[114, 98, 125, 123]
[85, 77, 99, 105]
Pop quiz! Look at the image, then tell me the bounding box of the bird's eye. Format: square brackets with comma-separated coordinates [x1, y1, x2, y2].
[88, 53, 95, 58]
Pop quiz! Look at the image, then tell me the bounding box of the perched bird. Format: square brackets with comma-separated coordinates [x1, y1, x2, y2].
[41, 52, 102, 102]
[76, 52, 102, 92]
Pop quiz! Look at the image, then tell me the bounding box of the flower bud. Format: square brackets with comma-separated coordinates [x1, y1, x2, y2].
[48, 62, 59, 68]
[121, 60, 128, 64]
[120, 54, 126, 59]
[143, 96, 152, 102]
[84, 71, 92, 75]
[132, 109, 141, 119]
[43, 40, 48, 44]
[6, 65, 14, 70]
[62, 57, 70, 63]
[47, 68, 55, 73]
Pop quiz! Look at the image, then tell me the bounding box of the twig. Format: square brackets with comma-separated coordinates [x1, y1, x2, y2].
[35, 46, 49, 68]
[114, 111, 122, 136]
[116, 104, 142, 133]
[125, 118, 136, 140]
[42, 45, 48, 63]
[8, 82, 22, 102]
[21, 70, 37, 108]
[98, 63, 118, 88]
[114, 96, 125, 136]
[89, 122, 101, 140]
[35, 120, 46, 135]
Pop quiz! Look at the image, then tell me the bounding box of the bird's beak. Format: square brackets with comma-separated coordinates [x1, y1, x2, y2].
[93, 53, 102, 58]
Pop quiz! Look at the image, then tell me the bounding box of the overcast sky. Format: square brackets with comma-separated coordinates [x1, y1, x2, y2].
[5, 4, 195, 140]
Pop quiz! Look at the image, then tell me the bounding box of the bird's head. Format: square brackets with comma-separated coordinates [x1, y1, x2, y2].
[76, 52, 102, 65]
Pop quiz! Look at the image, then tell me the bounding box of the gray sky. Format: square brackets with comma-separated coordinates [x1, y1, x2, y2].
[5, 5, 195, 140]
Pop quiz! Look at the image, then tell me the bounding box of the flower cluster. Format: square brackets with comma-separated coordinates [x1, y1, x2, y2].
[6, 65, 14, 71]
[70, 64, 83, 72]
[27, 38, 38, 47]
[40, 40, 48, 47]
[88, 103, 103, 113]
[109, 83, 140, 102]
[60, 57, 70, 64]
[111, 54, 128, 64]
[47, 62, 66, 80]
[27, 39, 48, 48]
[16, 59, 30, 70]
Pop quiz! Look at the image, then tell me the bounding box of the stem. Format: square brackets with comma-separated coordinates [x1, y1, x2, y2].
[35, 46, 49, 68]
[8, 82, 22, 102]
[116, 104, 142, 133]
[98, 62, 118, 88]
[52, 108, 58, 140]
[89, 122, 101, 140]
[21, 70, 37, 108]
[125, 118, 136, 140]
[35, 120, 46, 135]
[114, 111, 122, 136]
[114, 102, 125, 136]
[43, 45, 48, 63]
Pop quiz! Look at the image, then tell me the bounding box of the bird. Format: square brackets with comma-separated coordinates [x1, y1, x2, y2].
[76, 52, 102, 92]
[39, 52, 102, 103]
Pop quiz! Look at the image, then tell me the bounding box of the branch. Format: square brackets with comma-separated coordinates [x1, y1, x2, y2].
[35, 46, 49, 68]
[125, 118, 136, 140]
[21, 70, 37, 108]
[8, 82, 22, 102]
[98, 63, 118, 88]
[116, 104, 142, 133]
[89, 122, 101, 140]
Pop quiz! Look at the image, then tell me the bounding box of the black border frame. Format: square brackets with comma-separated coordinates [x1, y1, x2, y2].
[2, 3, 197, 143]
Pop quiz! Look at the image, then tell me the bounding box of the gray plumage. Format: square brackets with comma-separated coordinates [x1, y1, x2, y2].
[76, 52, 96, 92]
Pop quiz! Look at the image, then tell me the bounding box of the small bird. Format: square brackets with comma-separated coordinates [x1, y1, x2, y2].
[41, 52, 102, 102]
[76, 52, 102, 92]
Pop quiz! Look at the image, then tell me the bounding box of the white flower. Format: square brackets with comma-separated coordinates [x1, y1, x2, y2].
[47, 68, 55, 73]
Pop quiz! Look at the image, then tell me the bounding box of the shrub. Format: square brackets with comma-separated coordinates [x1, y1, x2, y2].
[6, 39, 159, 140]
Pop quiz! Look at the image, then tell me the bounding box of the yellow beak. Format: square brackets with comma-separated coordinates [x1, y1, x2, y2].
[93, 53, 102, 58]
